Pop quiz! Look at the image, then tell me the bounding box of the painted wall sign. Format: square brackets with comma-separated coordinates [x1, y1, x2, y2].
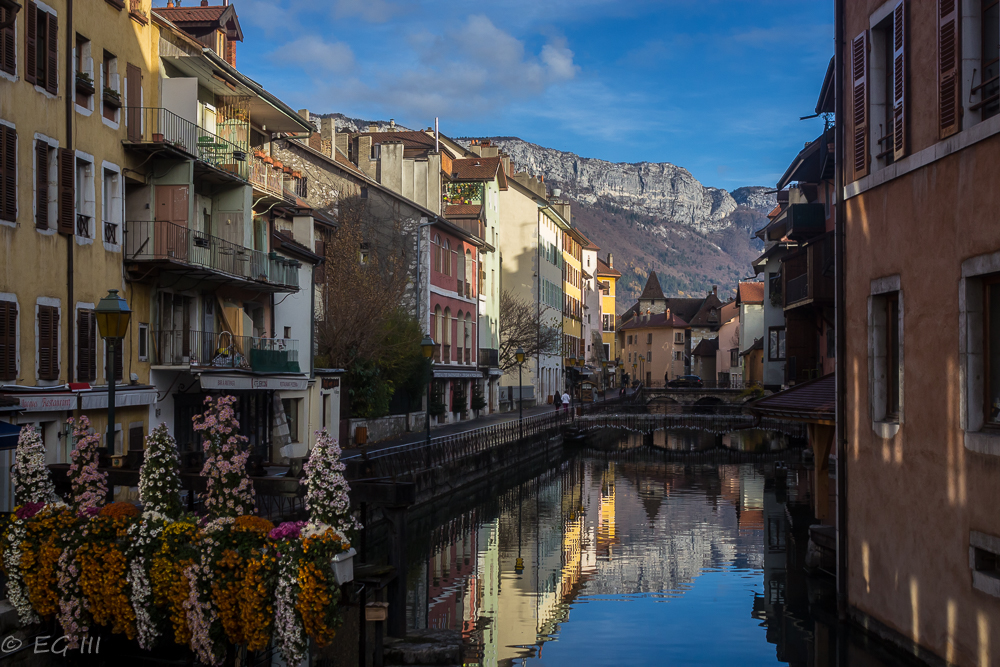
[16, 394, 77, 412]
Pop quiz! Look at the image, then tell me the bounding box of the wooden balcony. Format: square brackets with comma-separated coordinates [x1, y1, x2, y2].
[783, 235, 833, 310]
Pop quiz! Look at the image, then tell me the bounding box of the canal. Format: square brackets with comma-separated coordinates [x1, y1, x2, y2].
[395, 429, 911, 667]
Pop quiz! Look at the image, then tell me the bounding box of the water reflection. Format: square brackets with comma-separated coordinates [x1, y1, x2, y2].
[405, 443, 894, 667]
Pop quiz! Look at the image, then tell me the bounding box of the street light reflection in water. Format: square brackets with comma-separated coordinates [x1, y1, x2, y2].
[403, 436, 904, 667]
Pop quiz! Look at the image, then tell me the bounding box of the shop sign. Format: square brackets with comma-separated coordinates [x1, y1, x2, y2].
[200, 375, 308, 391]
[16, 394, 76, 412]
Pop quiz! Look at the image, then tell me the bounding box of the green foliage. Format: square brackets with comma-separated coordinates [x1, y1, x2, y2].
[470, 382, 487, 411]
[345, 308, 425, 419]
[347, 361, 394, 419]
[428, 384, 447, 417]
[451, 382, 467, 415]
[740, 385, 765, 401]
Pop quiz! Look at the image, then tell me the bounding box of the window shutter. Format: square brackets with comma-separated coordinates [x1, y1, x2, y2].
[57, 148, 74, 235]
[0, 301, 16, 381]
[0, 126, 14, 223]
[76, 309, 95, 381]
[851, 31, 869, 180]
[0, 7, 14, 76]
[35, 140, 47, 229]
[24, 3, 36, 85]
[44, 12, 57, 95]
[939, 0, 960, 138]
[892, 1, 907, 160]
[37, 305, 58, 380]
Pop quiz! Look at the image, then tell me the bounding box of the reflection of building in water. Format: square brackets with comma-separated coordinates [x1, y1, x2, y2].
[652, 428, 718, 451]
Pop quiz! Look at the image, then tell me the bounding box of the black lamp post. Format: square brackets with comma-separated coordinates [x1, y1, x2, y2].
[421, 335, 435, 446]
[515, 347, 525, 441]
[95, 289, 131, 457]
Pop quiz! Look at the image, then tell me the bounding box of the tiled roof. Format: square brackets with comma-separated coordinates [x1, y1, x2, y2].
[444, 204, 482, 219]
[688, 292, 725, 328]
[577, 230, 600, 250]
[662, 298, 704, 323]
[596, 257, 620, 277]
[737, 281, 765, 305]
[748, 373, 836, 423]
[362, 131, 437, 150]
[740, 337, 764, 356]
[449, 156, 503, 181]
[719, 300, 738, 323]
[619, 311, 689, 330]
[639, 272, 666, 300]
[692, 337, 719, 356]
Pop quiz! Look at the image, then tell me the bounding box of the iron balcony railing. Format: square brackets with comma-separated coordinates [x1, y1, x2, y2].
[785, 274, 808, 305]
[152, 329, 299, 373]
[123, 107, 249, 181]
[479, 348, 499, 368]
[77, 214, 91, 238]
[103, 220, 118, 244]
[250, 153, 289, 200]
[124, 220, 299, 290]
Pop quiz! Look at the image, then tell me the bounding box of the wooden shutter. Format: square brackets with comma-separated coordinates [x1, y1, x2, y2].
[57, 148, 74, 235]
[892, 1, 907, 160]
[37, 305, 58, 380]
[76, 309, 95, 381]
[0, 301, 16, 381]
[126, 63, 141, 142]
[44, 12, 56, 95]
[0, 7, 14, 76]
[0, 126, 14, 223]
[24, 2, 36, 85]
[851, 31, 869, 180]
[34, 139, 47, 229]
[939, 0, 961, 138]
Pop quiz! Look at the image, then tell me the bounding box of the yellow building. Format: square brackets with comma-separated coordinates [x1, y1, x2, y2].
[619, 309, 689, 387]
[595, 254, 620, 377]
[560, 221, 585, 366]
[0, 0, 161, 509]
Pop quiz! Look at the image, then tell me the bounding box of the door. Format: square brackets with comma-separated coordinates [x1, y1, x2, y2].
[126, 63, 142, 142]
[154, 185, 189, 261]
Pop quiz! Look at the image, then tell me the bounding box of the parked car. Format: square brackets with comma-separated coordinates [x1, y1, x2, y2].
[667, 375, 704, 388]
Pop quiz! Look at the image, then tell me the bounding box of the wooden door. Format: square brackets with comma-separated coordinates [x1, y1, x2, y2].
[126, 63, 142, 142]
[154, 185, 188, 260]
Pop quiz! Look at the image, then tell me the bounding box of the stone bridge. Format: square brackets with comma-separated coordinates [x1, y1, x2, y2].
[643, 387, 750, 407]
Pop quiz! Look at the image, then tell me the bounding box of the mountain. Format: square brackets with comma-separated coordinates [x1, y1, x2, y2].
[474, 137, 774, 309]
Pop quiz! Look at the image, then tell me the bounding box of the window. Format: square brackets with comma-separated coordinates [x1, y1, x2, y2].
[76, 158, 92, 237]
[674, 332, 684, 344]
[603, 343, 610, 361]
[101, 51, 119, 123]
[871, 11, 898, 165]
[868, 277, 902, 433]
[730, 348, 739, 367]
[646, 351, 651, 362]
[970, 531, 1000, 598]
[75, 36, 94, 110]
[674, 351, 682, 361]
[432, 234, 441, 273]
[282, 398, 300, 442]
[768, 327, 786, 361]
[360, 186, 368, 199]
[0, 5, 15, 77]
[35, 139, 49, 229]
[25, 2, 58, 94]
[0, 300, 17, 380]
[137, 323, 148, 361]
[37, 304, 58, 380]
[442, 239, 451, 276]
[76, 309, 96, 381]
[827, 325, 836, 359]
[0, 125, 15, 223]
[984, 276, 1000, 425]
[978, 1, 1000, 121]
[101, 166, 120, 246]
[646, 333, 652, 345]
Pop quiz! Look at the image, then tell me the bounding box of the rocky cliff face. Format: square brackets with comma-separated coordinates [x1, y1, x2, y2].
[482, 137, 773, 234]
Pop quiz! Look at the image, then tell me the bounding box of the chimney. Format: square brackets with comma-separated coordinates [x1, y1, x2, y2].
[389, 119, 396, 131]
[320, 117, 336, 159]
[201, 0, 208, 5]
[166, 0, 174, 6]
[712, 285, 718, 296]
[368, 124, 378, 132]
[607, 252, 614, 269]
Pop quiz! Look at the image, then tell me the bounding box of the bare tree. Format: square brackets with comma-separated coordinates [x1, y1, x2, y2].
[498, 289, 562, 373]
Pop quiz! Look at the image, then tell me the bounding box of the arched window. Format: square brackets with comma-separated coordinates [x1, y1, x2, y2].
[457, 250, 466, 295]
[443, 308, 452, 346]
[465, 313, 473, 363]
[466, 250, 474, 297]
[442, 239, 451, 276]
[433, 235, 442, 274]
[433, 305, 442, 345]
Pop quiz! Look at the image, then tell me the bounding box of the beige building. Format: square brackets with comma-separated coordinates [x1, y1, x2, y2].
[619, 310, 688, 387]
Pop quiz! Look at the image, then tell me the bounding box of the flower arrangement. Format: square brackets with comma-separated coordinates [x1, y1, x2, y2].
[1, 415, 356, 663]
[193, 396, 256, 519]
[67, 416, 108, 511]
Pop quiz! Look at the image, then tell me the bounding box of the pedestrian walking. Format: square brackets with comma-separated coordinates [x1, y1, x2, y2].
[561, 390, 571, 413]
[553, 392, 562, 412]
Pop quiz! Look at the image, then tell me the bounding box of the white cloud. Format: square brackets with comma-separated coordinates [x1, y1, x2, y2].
[269, 36, 355, 73]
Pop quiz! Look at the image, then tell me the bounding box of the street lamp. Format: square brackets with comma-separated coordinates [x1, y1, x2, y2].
[515, 347, 525, 441]
[421, 335, 435, 446]
[95, 289, 131, 457]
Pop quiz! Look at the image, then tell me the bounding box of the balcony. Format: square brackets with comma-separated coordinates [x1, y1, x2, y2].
[479, 348, 499, 368]
[782, 203, 826, 242]
[783, 235, 834, 310]
[250, 153, 304, 204]
[152, 329, 299, 373]
[124, 220, 299, 292]
[123, 107, 249, 183]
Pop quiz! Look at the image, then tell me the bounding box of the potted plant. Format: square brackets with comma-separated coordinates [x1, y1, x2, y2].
[75, 71, 95, 96]
[103, 86, 122, 108]
[152, 132, 165, 143]
[291, 170, 302, 179]
[263, 155, 274, 165]
[272, 161, 283, 170]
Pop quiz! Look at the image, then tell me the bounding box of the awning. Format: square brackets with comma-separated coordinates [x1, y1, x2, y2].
[0, 420, 20, 450]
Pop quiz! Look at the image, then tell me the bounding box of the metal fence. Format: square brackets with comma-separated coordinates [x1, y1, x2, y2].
[152, 328, 299, 372]
[125, 219, 299, 289]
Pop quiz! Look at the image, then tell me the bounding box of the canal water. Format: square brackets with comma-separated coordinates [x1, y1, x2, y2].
[400, 430, 907, 667]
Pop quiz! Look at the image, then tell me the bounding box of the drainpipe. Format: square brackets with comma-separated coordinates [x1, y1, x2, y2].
[834, 0, 849, 622]
[65, 0, 75, 384]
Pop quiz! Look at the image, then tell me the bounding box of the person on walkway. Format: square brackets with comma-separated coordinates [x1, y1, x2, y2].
[561, 390, 571, 412]
[553, 392, 562, 412]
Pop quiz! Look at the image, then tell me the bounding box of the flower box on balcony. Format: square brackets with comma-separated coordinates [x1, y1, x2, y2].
[282, 166, 292, 175]
[291, 170, 302, 179]
[103, 88, 122, 109]
[220, 163, 240, 175]
[152, 133, 164, 143]
[272, 161, 283, 170]
[75, 73, 95, 96]
[263, 155, 274, 165]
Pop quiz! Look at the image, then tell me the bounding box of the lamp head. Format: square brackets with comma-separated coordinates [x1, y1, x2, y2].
[421, 335, 436, 358]
[95, 289, 132, 339]
[515, 347, 525, 364]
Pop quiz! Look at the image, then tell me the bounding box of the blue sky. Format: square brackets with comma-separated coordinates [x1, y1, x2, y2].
[184, 0, 833, 190]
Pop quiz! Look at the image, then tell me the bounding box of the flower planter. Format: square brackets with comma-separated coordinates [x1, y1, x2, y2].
[272, 161, 283, 170]
[103, 91, 122, 109]
[152, 133, 164, 143]
[331, 547, 356, 585]
[263, 156, 274, 165]
[75, 76, 95, 96]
